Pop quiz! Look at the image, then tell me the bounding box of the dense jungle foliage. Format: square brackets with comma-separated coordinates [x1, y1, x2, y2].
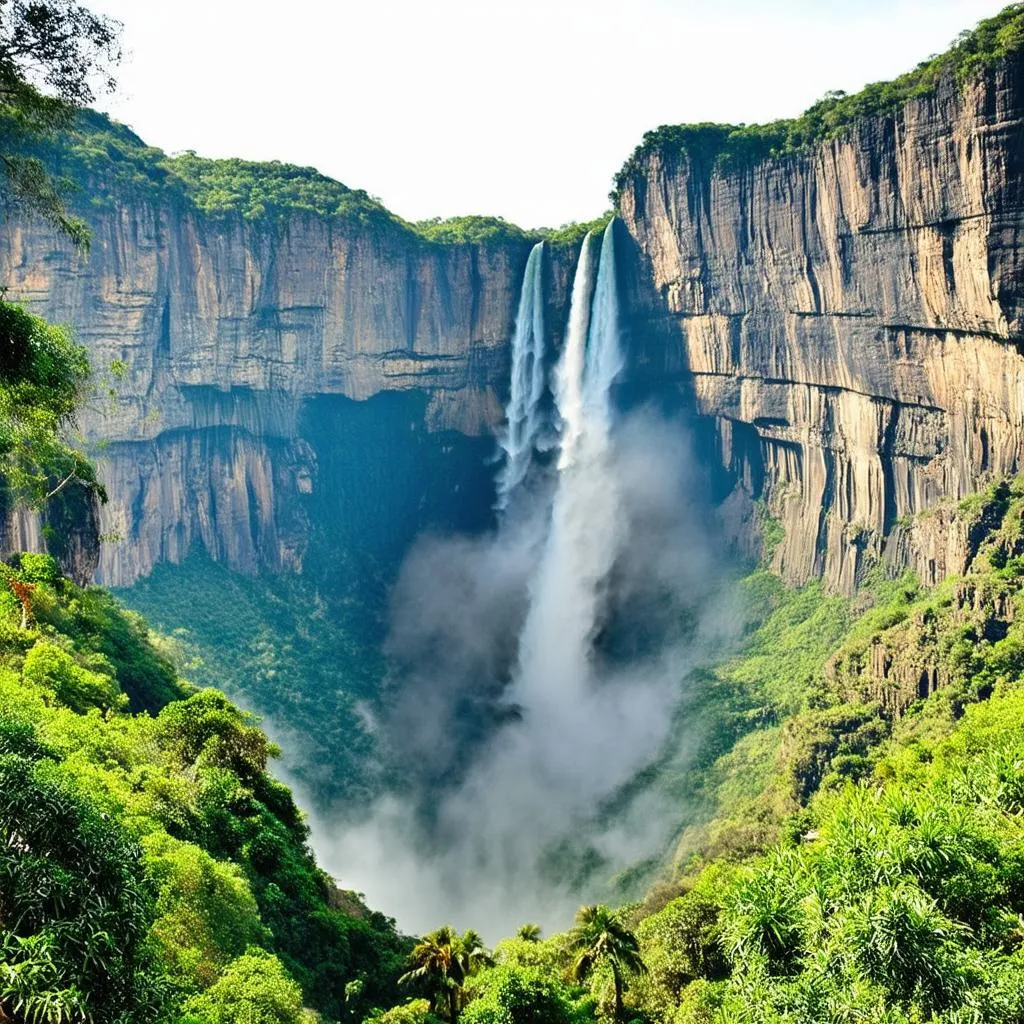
[120, 551, 387, 805]
[0, 548, 410, 1024]
[19, 110, 605, 248]
[612, 3, 1024, 200]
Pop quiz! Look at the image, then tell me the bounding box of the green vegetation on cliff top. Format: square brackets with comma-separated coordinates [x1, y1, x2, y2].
[612, 2, 1024, 198]
[31, 111, 610, 246]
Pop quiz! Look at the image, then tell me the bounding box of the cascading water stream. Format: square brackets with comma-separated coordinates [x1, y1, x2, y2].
[580, 221, 624, 447]
[496, 241, 546, 507]
[330, 216, 725, 935]
[553, 231, 598, 470]
[512, 220, 624, 723]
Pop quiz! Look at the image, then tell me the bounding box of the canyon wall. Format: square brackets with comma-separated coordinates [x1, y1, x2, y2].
[5, 57, 1024, 593]
[618, 57, 1024, 592]
[0, 209, 577, 584]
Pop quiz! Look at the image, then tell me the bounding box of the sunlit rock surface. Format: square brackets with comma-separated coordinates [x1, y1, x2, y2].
[0, 211, 570, 584]
[619, 59, 1024, 592]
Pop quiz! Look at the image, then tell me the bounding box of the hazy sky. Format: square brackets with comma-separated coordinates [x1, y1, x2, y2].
[90, 0, 1000, 228]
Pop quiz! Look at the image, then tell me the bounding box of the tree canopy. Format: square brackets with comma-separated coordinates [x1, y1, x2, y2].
[0, 0, 122, 244]
[0, 299, 100, 512]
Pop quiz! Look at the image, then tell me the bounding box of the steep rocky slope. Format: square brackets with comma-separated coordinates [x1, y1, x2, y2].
[0, 195, 577, 584]
[6, 37, 1024, 596]
[618, 54, 1024, 592]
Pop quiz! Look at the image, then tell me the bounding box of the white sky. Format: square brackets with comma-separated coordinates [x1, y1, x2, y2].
[90, 0, 1001, 228]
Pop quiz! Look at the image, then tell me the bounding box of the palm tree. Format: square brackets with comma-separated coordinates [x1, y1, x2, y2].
[567, 905, 646, 1024]
[399, 926, 493, 1023]
[517, 923, 543, 942]
[459, 929, 495, 975]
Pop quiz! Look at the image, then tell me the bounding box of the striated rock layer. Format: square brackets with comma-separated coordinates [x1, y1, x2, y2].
[6, 59, 1024, 592]
[618, 56, 1024, 592]
[0, 208, 576, 585]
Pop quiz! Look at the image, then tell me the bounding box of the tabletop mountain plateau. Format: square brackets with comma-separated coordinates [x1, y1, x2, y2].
[6, 44, 1024, 601]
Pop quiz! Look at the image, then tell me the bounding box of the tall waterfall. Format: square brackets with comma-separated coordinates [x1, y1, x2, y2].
[496, 241, 546, 507]
[513, 220, 623, 715]
[330, 215, 729, 936]
[553, 231, 598, 470]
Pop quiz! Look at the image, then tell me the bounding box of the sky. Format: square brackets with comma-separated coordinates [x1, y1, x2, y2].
[89, 0, 1002, 229]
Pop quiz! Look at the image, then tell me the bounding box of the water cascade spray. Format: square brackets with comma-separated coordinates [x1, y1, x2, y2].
[512, 221, 624, 725]
[496, 241, 547, 506]
[553, 231, 598, 469]
[327, 217, 728, 936]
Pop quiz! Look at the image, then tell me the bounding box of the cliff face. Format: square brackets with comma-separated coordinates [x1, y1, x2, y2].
[0, 482, 101, 585]
[0, 211, 577, 585]
[6, 60, 1024, 595]
[619, 58, 1024, 592]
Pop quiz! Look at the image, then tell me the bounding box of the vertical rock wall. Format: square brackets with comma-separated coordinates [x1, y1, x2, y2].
[619, 58, 1024, 591]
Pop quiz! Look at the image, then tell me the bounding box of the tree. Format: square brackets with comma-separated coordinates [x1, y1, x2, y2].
[516, 924, 543, 943]
[719, 853, 804, 975]
[567, 906, 646, 1024]
[181, 947, 315, 1024]
[399, 927, 494, 1023]
[0, 0, 122, 244]
[461, 964, 588, 1024]
[636, 888, 729, 1016]
[22, 638, 123, 711]
[369, 998, 444, 1024]
[0, 752, 162, 1024]
[0, 301, 99, 512]
[459, 930, 495, 977]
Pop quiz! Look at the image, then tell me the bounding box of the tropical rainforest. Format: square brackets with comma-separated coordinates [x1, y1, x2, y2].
[5, 2, 1024, 1023]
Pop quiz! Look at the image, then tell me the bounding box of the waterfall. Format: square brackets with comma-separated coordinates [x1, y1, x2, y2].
[496, 241, 546, 507]
[334, 215, 724, 935]
[580, 220, 623, 450]
[513, 220, 623, 715]
[553, 231, 598, 470]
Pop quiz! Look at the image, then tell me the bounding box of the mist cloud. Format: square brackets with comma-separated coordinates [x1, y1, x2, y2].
[315, 407, 738, 938]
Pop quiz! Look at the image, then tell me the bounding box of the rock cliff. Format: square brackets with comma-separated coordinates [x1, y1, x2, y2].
[6, 56, 1024, 594]
[618, 56, 1024, 592]
[0, 206, 577, 584]
[0, 482, 101, 585]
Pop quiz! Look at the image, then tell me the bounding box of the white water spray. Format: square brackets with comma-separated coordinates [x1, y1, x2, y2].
[496, 241, 546, 506]
[513, 220, 624, 720]
[324, 218, 734, 936]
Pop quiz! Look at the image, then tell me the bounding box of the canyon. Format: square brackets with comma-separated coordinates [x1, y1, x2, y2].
[4, 55, 1024, 598]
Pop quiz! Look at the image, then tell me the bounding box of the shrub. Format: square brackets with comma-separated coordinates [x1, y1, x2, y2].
[22, 639, 123, 712]
[182, 947, 316, 1024]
